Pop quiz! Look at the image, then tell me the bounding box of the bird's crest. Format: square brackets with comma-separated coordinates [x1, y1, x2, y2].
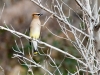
[32, 13, 43, 17]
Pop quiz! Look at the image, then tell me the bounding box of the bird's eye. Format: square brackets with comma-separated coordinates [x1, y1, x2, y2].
[37, 14, 40, 16]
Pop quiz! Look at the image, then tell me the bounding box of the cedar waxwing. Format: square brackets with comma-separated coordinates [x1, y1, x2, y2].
[29, 13, 42, 54]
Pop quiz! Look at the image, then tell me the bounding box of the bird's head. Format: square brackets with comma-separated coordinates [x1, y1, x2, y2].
[32, 13, 43, 18]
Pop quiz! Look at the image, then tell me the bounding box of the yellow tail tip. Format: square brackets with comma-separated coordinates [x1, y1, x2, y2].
[34, 52, 38, 55]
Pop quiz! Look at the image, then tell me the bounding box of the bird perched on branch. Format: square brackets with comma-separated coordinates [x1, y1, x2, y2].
[29, 13, 42, 55]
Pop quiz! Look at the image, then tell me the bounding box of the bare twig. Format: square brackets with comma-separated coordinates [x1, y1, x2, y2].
[30, 0, 91, 39]
[0, 26, 87, 66]
[0, 3, 5, 19]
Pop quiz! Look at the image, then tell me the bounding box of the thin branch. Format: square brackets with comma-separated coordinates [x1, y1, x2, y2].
[0, 26, 87, 67]
[75, 0, 94, 21]
[13, 54, 53, 75]
[30, 0, 91, 39]
[0, 3, 5, 19]
[42, 14, 53, 26]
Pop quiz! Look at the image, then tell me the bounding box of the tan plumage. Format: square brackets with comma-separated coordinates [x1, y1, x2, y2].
[29, 13, 42, 54]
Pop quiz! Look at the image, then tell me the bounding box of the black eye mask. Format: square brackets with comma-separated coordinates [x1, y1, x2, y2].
[32, 13, 43, 16]
[37, 14, 43, 16]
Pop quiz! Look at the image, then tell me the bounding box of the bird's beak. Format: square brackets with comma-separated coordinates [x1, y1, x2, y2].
[40, 14, 43, 16]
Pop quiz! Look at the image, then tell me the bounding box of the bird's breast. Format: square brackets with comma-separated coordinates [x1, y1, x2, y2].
[30, 27, 41, 39]
[30, 19, 41, 39]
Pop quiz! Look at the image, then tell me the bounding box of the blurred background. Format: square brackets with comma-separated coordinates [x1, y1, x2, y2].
[0, 0, 100, 75]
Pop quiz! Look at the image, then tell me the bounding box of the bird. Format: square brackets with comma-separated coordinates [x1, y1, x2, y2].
[29, 13, 42, 55]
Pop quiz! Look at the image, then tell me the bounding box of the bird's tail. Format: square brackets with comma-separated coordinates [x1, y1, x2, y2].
[29, 40, 38, 55]
[32, 40, 38, 54]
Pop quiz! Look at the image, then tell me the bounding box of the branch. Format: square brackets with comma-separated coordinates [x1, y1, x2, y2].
[0, 3, 5, 19]
[0, 26, 87, 67]
[13, 54, 53, 75]
[30, 0, 91, 39]
[75, 0, 94, 21]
